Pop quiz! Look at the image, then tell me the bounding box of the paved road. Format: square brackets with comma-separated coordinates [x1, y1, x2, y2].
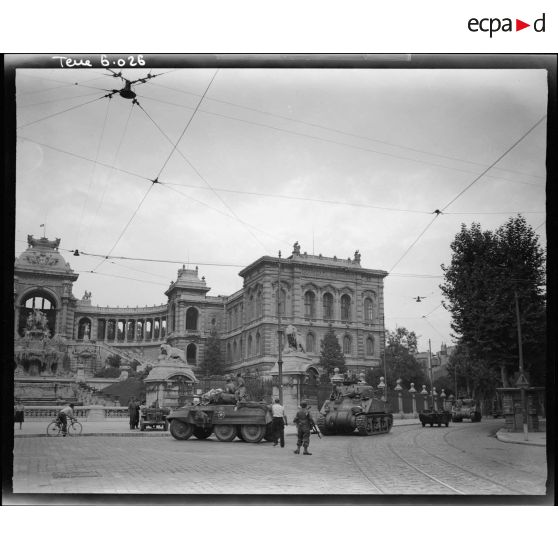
[11, 422, 547, 495]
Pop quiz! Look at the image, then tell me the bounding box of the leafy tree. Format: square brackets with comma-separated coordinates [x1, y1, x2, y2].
[441, 216, 546, 387]
[318, 325, 346, 376]
[383, 327, 426, 389]
[198, 329, 225, 377]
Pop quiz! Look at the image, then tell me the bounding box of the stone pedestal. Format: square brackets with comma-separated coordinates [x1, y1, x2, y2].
[87, 405, 106, 421]
[268, 351, 314, 420]
[144, 358, 197, 408]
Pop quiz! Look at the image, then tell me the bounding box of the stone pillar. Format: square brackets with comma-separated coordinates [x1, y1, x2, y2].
[409, 383, 417, 417]
[378, 376, 386, 402]
[421, 385, 428, 411]
[432, 387, 438, 410]
[394, 378, 403, 417]
[440, 389, 447, 411]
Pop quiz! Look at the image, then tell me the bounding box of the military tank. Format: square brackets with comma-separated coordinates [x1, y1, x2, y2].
[317, 377, 393, 436]
[452, 398, 482, 422]
[167, 388, 273, 443]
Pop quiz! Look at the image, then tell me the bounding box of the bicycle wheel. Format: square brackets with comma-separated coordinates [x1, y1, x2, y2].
[68, 421, 82, 436]
[47, 421, 62, 436]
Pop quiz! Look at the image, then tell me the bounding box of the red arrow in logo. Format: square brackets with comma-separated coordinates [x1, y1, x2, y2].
[516, 19, 530, 31]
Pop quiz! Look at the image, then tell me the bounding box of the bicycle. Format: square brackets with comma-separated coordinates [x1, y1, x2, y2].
[46, 417, 83, 437]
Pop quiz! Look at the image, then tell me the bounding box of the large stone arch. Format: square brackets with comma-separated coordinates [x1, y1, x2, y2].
[16, 288, 59, 337]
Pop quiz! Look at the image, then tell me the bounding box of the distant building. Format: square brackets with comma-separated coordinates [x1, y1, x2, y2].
[14, 236, 387, 378]
[416, 343, 455, 382]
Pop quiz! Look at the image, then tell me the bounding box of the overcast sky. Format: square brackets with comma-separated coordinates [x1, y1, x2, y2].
[14, 63, 548, 353]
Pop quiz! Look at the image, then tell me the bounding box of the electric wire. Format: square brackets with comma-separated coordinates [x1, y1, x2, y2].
[136, 87, 270, 252]
[17, 94, 110, 129]
[142, 82, 545, 185]
[83, 102, 136, 249]
[534, 221, 546, 232]
[440, 115, 546, 212]
[76, 97, 113, 249]
[19, 91, 107, 108]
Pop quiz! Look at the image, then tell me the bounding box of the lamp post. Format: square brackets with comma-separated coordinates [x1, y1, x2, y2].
[277, 251, 283, 405]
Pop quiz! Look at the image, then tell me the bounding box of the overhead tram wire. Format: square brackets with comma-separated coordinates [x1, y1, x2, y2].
[440, 115, 547, 212]
[142, 82, 545, 185]
[387, 114, 547, 275]
[76, 96, 113, 250]
[93, 70, 222, 271]
[16, 93, 111, 129]
[19, 90, 108, 108]
[17, 136, 151, 182]
[135, 82, 270, 253]
[83, 101, 137, 250]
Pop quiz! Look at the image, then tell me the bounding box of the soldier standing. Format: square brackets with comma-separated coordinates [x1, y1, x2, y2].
[293, 401, 315, 455]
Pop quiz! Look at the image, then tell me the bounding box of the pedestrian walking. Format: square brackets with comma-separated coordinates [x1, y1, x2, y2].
[133, 399, 141, 429]
[14, 400, 25, 430]
[128, 397, 138, 430]
[270, 397, 288, 447]
[293, 401, 315, 455]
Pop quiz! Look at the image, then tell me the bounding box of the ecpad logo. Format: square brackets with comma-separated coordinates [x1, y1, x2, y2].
[468, 13, 545, 37]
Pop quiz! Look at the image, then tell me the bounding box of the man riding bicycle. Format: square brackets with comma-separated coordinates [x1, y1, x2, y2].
[58, 403, 75, 436]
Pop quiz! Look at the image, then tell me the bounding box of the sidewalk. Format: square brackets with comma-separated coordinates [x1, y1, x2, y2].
[14, 417, 422, 438]
[495, 428, 546, 447]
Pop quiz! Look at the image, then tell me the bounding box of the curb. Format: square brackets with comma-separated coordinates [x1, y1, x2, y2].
[496, 428, 546, 447]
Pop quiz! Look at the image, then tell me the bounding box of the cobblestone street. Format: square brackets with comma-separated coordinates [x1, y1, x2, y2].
[10, 421, 548, 497]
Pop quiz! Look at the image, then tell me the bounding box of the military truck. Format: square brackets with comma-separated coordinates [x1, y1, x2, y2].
[452, 398, 482, 422]
[139, 405, 170, 431]
[317, 378, 393, 436]
[167, 391, 273, 443]
[419, 407, 451, 427]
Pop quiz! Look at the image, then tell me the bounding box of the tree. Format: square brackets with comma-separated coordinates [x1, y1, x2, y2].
[441, 216, 546, 387]
[383, 327, 425, 389]
[106, 354, 121, 368]
[318, 325, 346, 376]
[198, 329, 224, 377]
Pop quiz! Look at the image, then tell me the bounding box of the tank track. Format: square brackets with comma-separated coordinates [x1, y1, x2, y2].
[355, 413, 393, 436]
[316, 414, 333, 435]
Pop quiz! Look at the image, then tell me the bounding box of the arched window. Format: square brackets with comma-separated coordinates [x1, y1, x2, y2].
[341, 294, 351, 321]
[304, 291, 316, 318]
[117, 320, 125, 341]
[256, 332, 261, 355]
[366, 336, 375, 356]
[248, 335, 253, 357]
[186, 307, 198, 330]
[364, 297, 374, 322]
[323, 293, 334, 320]
[145, 320, 152, 340]
[136, 320, 144, 340]
[186, 343, 197, 365]
[240, 339, 243, 360]
[97, 319, 106, 340]
[249, 295, 254, 321]
[161, 318, 167, 338]
[343, 335, 352, 355]
[153, 319, 160, 339]
[77, 317, 92, 340]
[233, 340, 238, 361]
[306, 332, 315, 353]
[107, 320, 116, 341]
[126, 320, 135, 341]
[227, 343, 231, 362]
[19, 291, 56, 337]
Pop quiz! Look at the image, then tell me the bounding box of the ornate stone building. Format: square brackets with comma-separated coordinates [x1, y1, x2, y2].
[14, 235, 387, 380]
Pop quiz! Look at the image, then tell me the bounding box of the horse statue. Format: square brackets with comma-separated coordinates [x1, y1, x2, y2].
[160, 343, 186, 363]
[285, 324, 305, 353]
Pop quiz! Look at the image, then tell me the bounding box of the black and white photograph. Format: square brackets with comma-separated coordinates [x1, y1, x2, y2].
[4, 54, 553, 502]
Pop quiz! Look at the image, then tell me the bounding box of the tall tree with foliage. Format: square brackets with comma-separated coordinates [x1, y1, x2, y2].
[318, 325, 346, 376]
[383, 327, 426, 389]
[441, 216, 546, 387]
[198, 329, 225, 377]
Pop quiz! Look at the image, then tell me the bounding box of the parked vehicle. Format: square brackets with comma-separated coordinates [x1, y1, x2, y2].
[452, 398, 482, 422]
[317, 378, 393, 436]
[140, 406, 170, 431]
[419, 408, 451, 427]
[167, 397, 273, 443]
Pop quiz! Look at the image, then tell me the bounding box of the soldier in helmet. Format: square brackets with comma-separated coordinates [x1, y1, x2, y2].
[225, 374, 236, 395]
[293, 401, 316, 455]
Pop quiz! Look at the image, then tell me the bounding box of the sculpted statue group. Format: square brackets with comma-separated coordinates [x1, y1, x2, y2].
[25, 308, 49, 334]
[159, 343, 186, 363]
[284, 324, 305, 353]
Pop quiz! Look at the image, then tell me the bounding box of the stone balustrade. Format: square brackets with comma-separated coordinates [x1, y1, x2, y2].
[21, 406, 129, 421]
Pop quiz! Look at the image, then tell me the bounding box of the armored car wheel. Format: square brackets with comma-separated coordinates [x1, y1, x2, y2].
[193, 426, 213, 439]
[239, 424, 265, 443]
[214, 424, 237, 442]
[169, 420, 193, 440]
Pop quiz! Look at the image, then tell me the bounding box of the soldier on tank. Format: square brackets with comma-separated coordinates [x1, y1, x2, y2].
[225, 374, 236, 395]
[293, 401, 316, 455]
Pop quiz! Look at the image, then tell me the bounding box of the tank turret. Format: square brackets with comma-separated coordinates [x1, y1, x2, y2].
[317, 375, 393, 436]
